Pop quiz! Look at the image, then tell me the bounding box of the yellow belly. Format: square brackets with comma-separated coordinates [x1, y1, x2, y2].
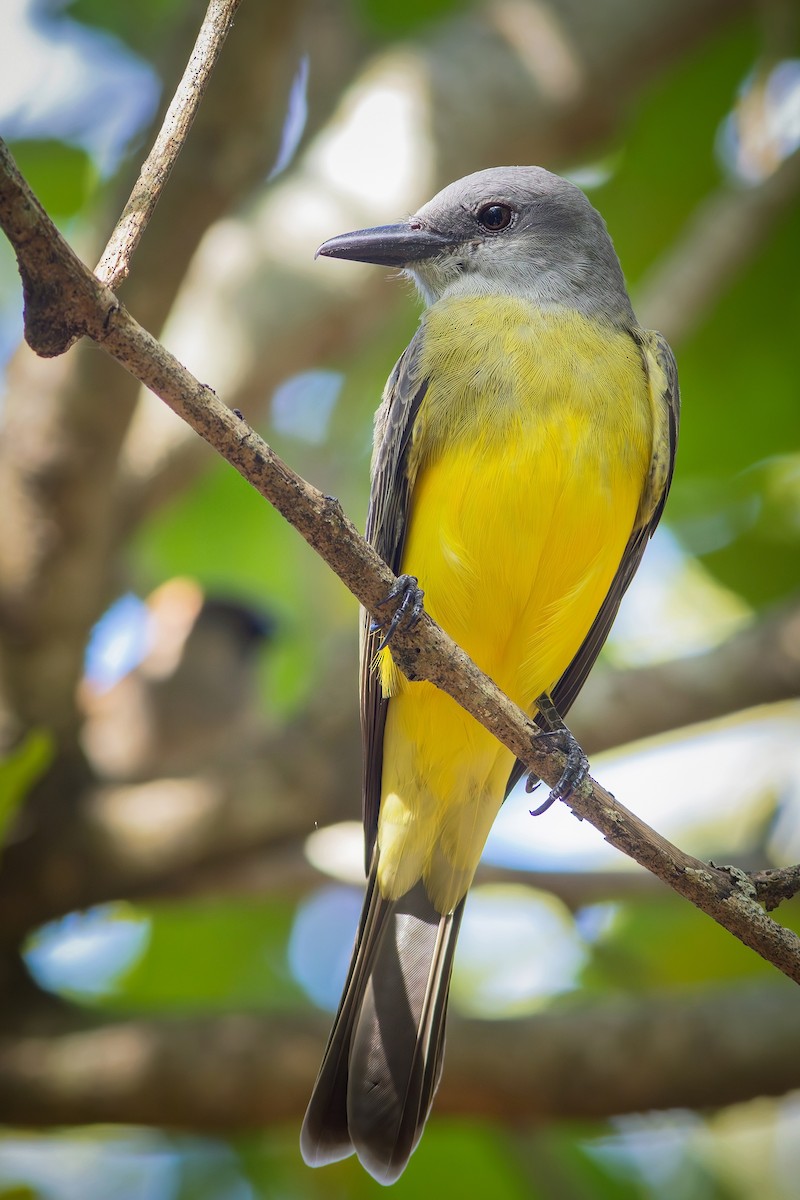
[376, 296, 652, 912]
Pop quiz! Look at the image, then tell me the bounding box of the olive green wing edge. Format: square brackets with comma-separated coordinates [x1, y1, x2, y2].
[360, 333, 429, 870]
[504, 328, 681, 798]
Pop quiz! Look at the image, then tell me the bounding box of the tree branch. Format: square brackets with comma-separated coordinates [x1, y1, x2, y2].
[1, 984, 797, 1128]
[749, 864, 800, 912]
[3, 593, 798, 944]
[95, 0, 244, 290]
[2, 140, 799, 983]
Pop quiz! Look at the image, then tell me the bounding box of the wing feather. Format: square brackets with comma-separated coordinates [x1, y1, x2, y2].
[360, 332, 429, 867]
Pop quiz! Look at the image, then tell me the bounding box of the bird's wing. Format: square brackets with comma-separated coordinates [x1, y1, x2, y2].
[360, 332, 429, 868]
[505, 329, 680, 796]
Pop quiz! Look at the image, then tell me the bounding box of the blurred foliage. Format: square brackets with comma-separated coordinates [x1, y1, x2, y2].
[65, 0, 188, 57]
[592, 19, 800, 608]
[6, 140, 97, 219]
[106, 897, 308, 1014]
[2, 0, 800, 1198]
[0, 731, 52, 852]
[354, 0, 464, 39]
[133, 451, 356, 716]
[596, 20, 747, 270]
[581, 895, 800, 993]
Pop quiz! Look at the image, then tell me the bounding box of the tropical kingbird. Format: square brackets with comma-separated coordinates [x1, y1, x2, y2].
[301, 166, 679, 1184]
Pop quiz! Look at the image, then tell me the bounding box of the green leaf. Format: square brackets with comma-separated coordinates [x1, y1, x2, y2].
[354, 0, 464, 38]
[65, 0, 186, 57]
[238, 1119, 536, 1199]
[395, 1121, 535, 1199]
[8, 140, 97, 219]
[594, 18, 755, 280]
[99, 898, 308, 1014]
[0, 731, 53, 852]
[670, 210, 800, 606]
[512, 1124, 649, 1200]
[582, 897, 792, 991]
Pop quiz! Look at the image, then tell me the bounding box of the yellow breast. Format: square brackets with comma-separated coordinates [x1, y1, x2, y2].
[377, 295, 653, 911]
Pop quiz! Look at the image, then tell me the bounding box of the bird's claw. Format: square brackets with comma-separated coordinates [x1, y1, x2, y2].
[528, 695, 589, 816]
[371, 574, 425, 652]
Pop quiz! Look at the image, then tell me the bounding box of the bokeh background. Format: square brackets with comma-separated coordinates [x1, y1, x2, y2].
[1, 0, 800, 1197]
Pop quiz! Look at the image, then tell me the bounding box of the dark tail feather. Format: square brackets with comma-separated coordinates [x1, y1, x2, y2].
[300, 874, 465, 1184]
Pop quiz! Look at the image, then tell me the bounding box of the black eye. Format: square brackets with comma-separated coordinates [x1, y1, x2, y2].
[477, 203, 513, 231]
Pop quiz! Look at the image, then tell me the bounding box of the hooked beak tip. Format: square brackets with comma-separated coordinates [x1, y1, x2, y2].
[314, 240, 338, 260]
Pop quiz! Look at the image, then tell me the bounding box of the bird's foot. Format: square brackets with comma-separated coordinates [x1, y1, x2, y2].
[527, 693, 589, 816]
[370, 574, 425, 652]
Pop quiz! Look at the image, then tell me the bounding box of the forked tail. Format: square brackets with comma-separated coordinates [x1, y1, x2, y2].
[300, 872, 465, 1184]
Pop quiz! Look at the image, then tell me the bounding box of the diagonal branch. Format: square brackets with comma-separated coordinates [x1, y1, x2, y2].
[1, 139, 799, 983]
[95, 0, 244, 290]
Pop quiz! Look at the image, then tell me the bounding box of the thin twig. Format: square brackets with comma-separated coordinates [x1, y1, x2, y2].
[94, 0, 243, 290]
[2, 138, 800, 983]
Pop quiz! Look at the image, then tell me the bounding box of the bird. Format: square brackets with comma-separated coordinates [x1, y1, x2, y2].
[300, 166, 679, 1184]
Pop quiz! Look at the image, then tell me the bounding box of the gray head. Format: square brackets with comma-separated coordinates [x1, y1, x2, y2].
[317, 166, 634, 325]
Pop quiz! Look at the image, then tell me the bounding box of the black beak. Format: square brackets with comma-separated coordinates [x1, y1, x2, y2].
[316, 222, 455, 267]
